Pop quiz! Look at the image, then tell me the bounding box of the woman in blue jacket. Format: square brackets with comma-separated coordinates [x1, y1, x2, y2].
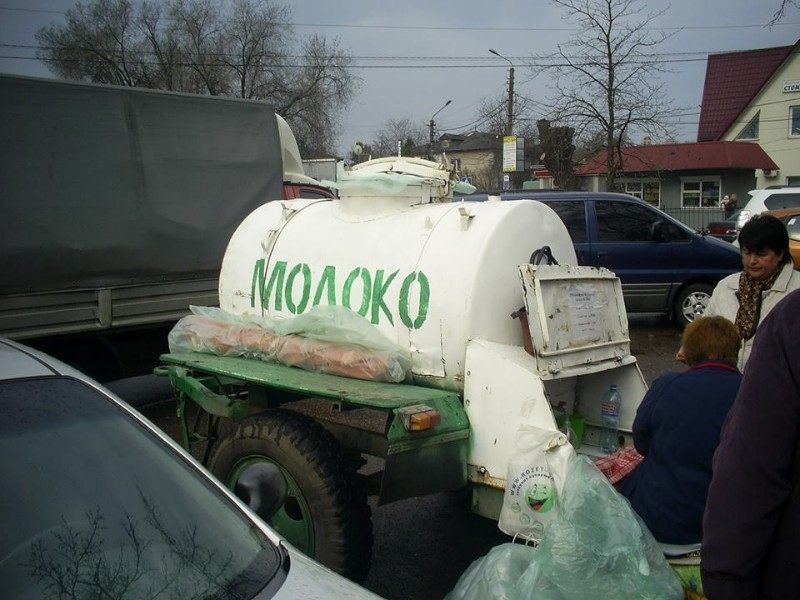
[617, 316, 742, 545]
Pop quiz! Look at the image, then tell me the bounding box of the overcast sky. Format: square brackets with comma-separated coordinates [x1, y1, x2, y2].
[1, 1, 798, 155]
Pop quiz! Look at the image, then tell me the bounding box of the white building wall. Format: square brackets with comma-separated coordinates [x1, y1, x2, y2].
[723, 51, 800, 189]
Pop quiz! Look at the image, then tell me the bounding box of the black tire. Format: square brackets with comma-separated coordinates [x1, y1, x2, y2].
[674, 283, 715, 326]
[208, 409, 373, 583]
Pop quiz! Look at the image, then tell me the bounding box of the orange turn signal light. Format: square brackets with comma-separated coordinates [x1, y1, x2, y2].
[397, 404, 442, 432]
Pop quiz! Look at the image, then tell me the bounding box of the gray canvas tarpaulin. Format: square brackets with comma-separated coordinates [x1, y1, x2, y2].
[0, 75, 285, 295]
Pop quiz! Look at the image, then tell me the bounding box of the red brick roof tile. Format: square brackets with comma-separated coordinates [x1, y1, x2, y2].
[697, 42, 798, 141]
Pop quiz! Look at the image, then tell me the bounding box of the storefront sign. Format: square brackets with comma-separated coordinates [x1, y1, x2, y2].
[783, 80, 800, 93]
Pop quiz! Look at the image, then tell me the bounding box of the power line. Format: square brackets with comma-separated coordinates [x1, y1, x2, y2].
[0, 42, 734, 68]
[0, 6, 63, 15]
[0, 53, 715, 73]
[295, 22, 800, 33]
[0, 41, 794, 63]
[0, 6, 797, 31]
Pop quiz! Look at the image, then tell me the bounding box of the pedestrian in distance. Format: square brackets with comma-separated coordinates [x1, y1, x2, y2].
[721, 194, 737, 218]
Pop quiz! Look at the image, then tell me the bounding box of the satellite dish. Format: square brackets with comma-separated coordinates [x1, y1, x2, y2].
[353, 143, 363, 156]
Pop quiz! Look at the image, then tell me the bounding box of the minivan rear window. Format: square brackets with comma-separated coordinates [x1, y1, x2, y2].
[595, 201, 688, 243]
[546, 201, 587, 243]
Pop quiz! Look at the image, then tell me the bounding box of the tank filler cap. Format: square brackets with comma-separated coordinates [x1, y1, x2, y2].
[333, 156, 458, 215]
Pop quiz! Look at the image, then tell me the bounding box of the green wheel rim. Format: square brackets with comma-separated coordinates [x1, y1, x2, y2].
[229, 456, 315, 556]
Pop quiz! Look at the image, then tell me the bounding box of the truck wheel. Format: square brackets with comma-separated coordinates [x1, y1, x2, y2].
[208, 409, 373, 583]
[674, 284, 714, 326]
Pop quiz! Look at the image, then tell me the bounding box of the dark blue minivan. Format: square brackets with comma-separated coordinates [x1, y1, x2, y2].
[457, 191, 742, 326]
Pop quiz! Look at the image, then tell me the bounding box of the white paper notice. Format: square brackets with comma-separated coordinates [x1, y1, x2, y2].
[567, 285, 602, 345]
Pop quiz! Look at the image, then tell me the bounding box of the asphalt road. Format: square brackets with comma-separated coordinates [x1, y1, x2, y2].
[118, 314, 684, 600]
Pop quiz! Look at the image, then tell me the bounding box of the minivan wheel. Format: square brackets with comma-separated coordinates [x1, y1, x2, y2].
[674, 284, 714, 326]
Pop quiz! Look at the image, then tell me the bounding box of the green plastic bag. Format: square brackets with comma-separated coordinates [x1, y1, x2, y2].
[445, 456, 684, 600]
[444, 542, 538, 600]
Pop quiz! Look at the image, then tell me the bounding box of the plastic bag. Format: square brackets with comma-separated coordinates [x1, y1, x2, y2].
[271, 305, 410, 359]
[443, 543, 537, 600]
[167, 305, 412, 383]
[498, 426, 575, 542]
[331, 159, 476, 197]
[518, 456, 684, 599]
[447, 455, 684, 600]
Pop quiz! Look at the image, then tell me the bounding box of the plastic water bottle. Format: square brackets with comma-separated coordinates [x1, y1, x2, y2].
[599, 384, 622, 454]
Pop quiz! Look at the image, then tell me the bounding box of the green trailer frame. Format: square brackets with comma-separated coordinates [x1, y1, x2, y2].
[157, 351, 471, 504]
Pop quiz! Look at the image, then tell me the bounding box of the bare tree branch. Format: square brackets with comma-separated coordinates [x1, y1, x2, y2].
[34, 0, 360, 155]
[532, 0, 687, 189]
[370, 117, 427, 157]
[768, 0, 800, 26]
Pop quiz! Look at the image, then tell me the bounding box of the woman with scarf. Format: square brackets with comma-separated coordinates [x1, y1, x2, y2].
[703, 214, 800, 371]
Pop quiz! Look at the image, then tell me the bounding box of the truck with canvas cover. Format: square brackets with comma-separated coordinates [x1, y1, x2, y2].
[0, 74, 333, 381]
[157, 156, 649, 582]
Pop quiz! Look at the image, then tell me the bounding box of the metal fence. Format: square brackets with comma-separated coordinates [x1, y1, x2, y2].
[659, 206, 729, 232]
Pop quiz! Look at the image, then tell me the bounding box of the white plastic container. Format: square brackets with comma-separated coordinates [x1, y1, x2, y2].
[219, 164, 576, 391]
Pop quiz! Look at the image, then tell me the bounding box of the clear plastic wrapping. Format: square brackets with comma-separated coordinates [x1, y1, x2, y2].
[168, 305, 412, 383]
[446, 456, 684, 599]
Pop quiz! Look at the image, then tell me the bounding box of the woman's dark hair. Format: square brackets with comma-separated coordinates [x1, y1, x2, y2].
[738, 214, 790, 264]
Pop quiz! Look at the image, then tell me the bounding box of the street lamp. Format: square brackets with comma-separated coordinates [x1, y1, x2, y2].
[428, 99, 452, 160]
[489, 48, 515, 136]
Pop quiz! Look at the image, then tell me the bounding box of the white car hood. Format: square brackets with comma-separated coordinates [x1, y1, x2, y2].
[273, 546, 383, 599]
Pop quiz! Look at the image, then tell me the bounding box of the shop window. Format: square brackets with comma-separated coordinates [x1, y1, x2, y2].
[613, 180, 661, 207]
[681, 179, 720, 208]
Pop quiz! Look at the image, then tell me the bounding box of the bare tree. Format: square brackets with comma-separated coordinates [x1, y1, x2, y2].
[537, 119, 577, 189]
[370, 118, 427, 157]
[535, 0, 684, 189]
[36, 0, 139, 86]
[137, 2, 184, 91]
[275, 34, 357, 157]
[769, 0, 800, 25]
[471, 92, 544, 188]
[35, 0, 359, 155]
[477, 94, 509, 138]
[220, 0, 291, 99]
[476, 91, 541, 140]
[167, 0, 230, 95]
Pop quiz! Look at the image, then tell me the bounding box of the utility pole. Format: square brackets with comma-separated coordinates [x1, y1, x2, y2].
[489, 49, 514, 136]
[490, 49, 517, 188]
[428, 99, 451, 160]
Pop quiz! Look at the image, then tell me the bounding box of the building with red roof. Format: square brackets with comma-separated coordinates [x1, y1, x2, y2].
[703, 40, 799, 190]
[575, 40, 799, 231]
[697, 43, 796, 144]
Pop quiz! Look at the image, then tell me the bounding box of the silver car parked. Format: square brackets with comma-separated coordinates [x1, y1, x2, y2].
[0, 338, 382, 600]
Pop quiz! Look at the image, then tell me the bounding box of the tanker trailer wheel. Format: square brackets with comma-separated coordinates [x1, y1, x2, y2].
[674, 283, 714, 327]
[208, 409, 373, 583]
